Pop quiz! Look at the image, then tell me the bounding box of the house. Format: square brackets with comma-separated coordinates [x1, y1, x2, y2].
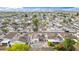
[30, 32, 39, 44]
[11, 41, 26, 46]
[18, 36, 30, 43]
[38, 33, 46, 41]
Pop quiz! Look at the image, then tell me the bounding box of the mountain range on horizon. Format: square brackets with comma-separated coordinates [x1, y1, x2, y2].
[0, 7, 79, 12]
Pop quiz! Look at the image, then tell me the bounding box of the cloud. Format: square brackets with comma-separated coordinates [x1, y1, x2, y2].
[0, 0, 79, 8]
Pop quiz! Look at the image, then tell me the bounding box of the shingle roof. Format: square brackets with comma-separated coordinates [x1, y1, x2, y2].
[4, 32, 17, 39]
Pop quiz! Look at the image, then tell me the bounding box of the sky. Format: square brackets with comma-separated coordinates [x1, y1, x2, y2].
[0, 0, 79, 8]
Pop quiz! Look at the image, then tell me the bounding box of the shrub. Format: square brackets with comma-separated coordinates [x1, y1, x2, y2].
[54, 39, 76, 51]
[48, 41, 54, 46]
[6, 43, 31, 51]
[54, 44, 66, 51]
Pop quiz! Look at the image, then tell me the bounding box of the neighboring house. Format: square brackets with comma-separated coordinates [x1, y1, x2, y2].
[60, 32, 77, 39]
[4, 32, 19, 41]
[74, 33, 79, 39]
[1, 39, 11, 46]
[47, 32, 63, 43]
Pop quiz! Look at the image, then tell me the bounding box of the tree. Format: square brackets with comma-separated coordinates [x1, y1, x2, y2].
[12, 22, 18, 25]
[32, 18, 39, 32]
[6, 43, 31, 51]
[76, 13, 79, 16]
[2, 20, 9, 25]
[32, 14, 37, 19]
[2, 19, 9, 28]
[43, 14, 46, 19]
[32, 19, 39, 27]
[1, 28, 9, 33]
[53, 15, 56, 19]
[63, 19, 68, 23]
[68, 19, 72, 22]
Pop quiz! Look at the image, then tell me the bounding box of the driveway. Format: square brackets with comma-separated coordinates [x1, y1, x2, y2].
[30, 42, 53, 51]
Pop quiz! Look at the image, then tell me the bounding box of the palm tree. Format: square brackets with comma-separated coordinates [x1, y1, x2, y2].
[63, 39, 76, 51]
